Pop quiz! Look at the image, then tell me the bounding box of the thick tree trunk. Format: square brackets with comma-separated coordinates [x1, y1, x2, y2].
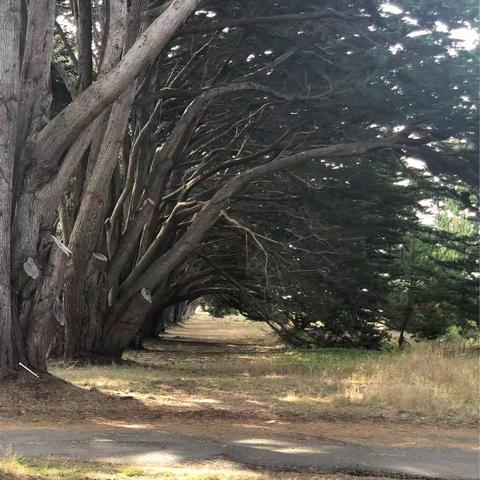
[23, 247, 68, 370]
[102, 288, 155, 357]
[0, 0, 21, 376]
[63, 0, 198, 359]
[63, 0, 131, 357]
[1, 0, 199, 372]
[102, 134, 408, 358]
[8, 0, 58, 373]
[144, 307, 170, 336]
[64, 87, 135, 357]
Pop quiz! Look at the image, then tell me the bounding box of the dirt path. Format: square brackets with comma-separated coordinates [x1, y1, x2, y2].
[0, 426, 478, 479]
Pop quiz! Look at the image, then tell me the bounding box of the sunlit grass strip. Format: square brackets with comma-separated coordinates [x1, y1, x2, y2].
[0, 454, 372, 480]
[49, 342, 479, 426]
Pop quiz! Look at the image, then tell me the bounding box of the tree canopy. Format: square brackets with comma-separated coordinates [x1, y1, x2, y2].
[0, 0, 478, 376]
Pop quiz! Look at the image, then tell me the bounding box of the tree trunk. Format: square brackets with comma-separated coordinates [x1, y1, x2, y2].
[62, 0, 199, 360]
[0, 0, 21, 377]
[63, 0, 132, 357]
[102, 134, 408, 358]
[398, 303, 413, 347]
[0, 0, 199, 373]
[75, 0, 93, 92]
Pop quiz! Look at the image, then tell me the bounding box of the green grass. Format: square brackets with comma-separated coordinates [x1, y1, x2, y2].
[280, 347, 382, 370]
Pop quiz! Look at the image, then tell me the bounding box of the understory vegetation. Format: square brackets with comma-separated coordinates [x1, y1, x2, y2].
[1, 316, 477, 428]
[1, 316, 470, 430]
[53, 342, 479, 426]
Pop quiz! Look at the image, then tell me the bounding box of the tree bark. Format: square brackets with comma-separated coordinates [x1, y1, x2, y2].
[32, 0, 200, 183]
[63, 0, 198, 358]
[63, 0, 133, 357]
[1, 0, 199, 372]
[103, 135, 407, 355]
[0, 0, 21, 377]
[75, 0, 94, 92]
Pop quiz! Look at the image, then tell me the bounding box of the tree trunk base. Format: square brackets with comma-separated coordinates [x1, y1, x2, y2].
[0, 368, 51, 381]
[59, 352, 126, 366]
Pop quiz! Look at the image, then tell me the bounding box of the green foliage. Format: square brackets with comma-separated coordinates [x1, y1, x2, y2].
[386, 197, 479, 340]
[202, 299, 238, 318]
[283, 348, 382, 367]
[164, 0, 478, 349]
[443, 324, 463, 343]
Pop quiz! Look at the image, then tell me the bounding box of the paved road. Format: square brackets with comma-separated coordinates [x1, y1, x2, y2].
[0, 427, 478, 479]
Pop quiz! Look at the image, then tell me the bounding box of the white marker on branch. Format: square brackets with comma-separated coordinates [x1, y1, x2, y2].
[19, 363, 40, 378]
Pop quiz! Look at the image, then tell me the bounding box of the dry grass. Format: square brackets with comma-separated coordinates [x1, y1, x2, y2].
[0, 314, 477, 443]
[1, 315, 477, 479]
[348, 348, 479, 423]
[0, 455, 387, 480]
[46, 337, 478, 427]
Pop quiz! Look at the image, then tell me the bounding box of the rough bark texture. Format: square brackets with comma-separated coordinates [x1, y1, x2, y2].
[75, 0, 94, 92]
[13, 0, 56, 204]
[0, 0, 21, 376]
[33, 0, 200, 181]
[0, 0, 199, 372]
[103, 136, 406, 354]
[63, 0, 130, 356]
[8, 0, 58, 373]
[62, 0, 199, 358]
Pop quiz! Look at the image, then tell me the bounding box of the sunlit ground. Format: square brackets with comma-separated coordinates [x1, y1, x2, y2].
[1, 314, 477, 432]
[44, 314, 478, 427]
[1, 314, 478, 479]
[50, 344, 477, 426]
[0, 455, 391, 480]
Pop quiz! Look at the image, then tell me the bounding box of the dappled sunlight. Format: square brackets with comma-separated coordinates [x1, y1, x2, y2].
[232, 438, 329, 455]
[47, 341, 479, 427]
[94, 421, 160, 430]
[192, 398, 221, 405]
[1, 454, 300, 480]
[117, 450, 187, 466]
[2, 314, 479, 480]
[278, 392, 337, 407]
[4, 315, 476, 434]
[343, 384, 366, 403]
[140, 395, 198, 408]
[278, 392, 301, 403]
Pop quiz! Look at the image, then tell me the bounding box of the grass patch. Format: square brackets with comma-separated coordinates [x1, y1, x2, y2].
[47, 339, 479, 426]
[1, 314, 477, 431]
[1, 316, 476, 479]
[0, 455, 385, 480]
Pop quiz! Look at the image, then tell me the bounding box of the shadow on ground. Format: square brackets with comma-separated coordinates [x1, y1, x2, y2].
[0, 426, 478, 480]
